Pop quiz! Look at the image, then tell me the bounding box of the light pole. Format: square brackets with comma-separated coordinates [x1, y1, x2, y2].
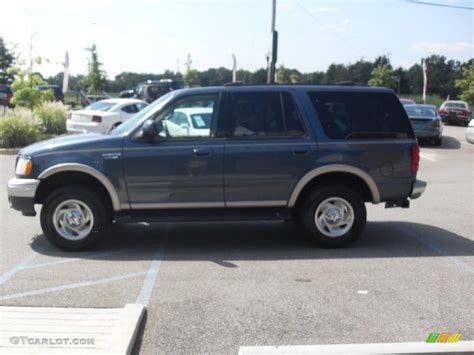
[268, 0, 278, 84]
[232, 54, 237, 82]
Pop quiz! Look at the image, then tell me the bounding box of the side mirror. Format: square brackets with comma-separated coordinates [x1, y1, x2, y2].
[142, 119, 162, 140]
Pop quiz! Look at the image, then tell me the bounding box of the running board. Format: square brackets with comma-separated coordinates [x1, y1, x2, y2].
[114, 207, 292, 223]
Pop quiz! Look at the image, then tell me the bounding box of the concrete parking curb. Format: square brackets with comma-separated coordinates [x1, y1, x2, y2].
[0, 303, 145, 354]
[239, 341, 474, 354]
[0, 148, 19, 155]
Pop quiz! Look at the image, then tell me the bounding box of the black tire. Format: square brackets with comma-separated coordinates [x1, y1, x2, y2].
[299, 185, 367, 248]
[40, 185, 111, 251]
[434, 137, 442, 146]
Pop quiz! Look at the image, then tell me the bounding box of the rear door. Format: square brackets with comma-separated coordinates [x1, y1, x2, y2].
[221, 90, 316, 207]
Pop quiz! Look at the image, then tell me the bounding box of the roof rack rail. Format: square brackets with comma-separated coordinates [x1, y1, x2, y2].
[224, 81, 244, 86]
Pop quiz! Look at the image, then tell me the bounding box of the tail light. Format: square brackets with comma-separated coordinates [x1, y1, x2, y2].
[458, 110, 469, 117]
[432, 120, 441, 128]
[92, 115, 102, 123]
[411, 143, 420, 174]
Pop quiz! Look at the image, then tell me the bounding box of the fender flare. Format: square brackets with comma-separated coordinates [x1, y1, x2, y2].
[38, 163, 122, 211]
[287, 164, 381, 207]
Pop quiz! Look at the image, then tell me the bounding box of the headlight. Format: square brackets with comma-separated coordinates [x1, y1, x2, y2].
[15, 158, 33, 176]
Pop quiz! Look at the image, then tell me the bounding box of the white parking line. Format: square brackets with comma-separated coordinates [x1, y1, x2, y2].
[135, 227, 168, 306]
[239, 341, 474, 354]
[0, 243, 49, 286]
[398, 226, 474, 274]
[20, 246, 145, 271]
[0, 270, 148, 301]
[420, 152, 437, 162]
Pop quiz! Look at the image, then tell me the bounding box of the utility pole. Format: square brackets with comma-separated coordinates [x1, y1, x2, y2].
[268, 0, 278, 84]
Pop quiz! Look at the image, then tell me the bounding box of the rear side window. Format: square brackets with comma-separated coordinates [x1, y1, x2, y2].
[229, 92, 305, 138]
[308, 91, 413, 140]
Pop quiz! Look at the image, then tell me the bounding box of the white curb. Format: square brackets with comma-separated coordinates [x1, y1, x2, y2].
[239, 341, 474, 354]
[0, 303, 145, 354]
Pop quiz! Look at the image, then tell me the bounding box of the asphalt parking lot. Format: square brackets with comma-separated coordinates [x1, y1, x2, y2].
[0, 125, 473, 354]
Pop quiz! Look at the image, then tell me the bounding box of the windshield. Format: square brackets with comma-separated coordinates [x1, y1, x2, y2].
[84, 101, 117, 111]
[110, 91, 176, 134]
[405, 105, 437, 117]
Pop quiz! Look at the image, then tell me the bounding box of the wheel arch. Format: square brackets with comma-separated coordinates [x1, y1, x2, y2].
[288, 165, 381, 208]
[37, 163, 121, 211]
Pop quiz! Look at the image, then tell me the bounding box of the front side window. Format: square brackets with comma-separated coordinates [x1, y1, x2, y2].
[308, 91, 413, 140]
[157, 95, 218, 138]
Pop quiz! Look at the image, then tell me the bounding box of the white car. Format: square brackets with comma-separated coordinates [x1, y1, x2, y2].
[466, 119, 474, 144]
[162, 107, 213, 137]
[66, 98, 148, 134]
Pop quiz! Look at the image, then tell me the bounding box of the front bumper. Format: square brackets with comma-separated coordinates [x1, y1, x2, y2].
[7, 178, 40, 216]
[410, 179, 427, 200]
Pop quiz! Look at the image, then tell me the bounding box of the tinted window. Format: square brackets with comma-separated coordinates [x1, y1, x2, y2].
[308, 91, 413, 139]
[282, 92, 305, 136]
[227, 92, 305, 138]
[0, 86, 12, 94]
[122, 104, 139, 114]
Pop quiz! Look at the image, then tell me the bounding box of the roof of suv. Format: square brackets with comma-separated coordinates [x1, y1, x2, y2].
[173, 85, 394, 96]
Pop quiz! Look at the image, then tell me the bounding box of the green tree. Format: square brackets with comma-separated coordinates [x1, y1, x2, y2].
[368, 64, 397, 89]
[83, 44, 107, 95]
[184, 69, 200, 87]
[0, 36, 16, 84]
[455, 62, 474, 103]
[7, 61, 53, 110]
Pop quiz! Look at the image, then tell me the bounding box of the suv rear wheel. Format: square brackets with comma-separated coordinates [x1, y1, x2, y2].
[40, 185, 111, 251]
[300, 185, 366, 248]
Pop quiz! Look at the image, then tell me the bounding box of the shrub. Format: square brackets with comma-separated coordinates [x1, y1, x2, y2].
[0, 108, 40, 148]
[36, 101, 69, 134]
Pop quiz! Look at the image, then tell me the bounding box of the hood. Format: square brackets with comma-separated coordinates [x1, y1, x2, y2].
[19, 133, 124, 157]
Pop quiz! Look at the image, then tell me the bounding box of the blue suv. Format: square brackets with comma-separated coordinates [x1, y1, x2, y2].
[7, 85, 426, 250]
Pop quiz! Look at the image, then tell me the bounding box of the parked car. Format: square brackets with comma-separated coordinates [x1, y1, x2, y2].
[66, 98, 148, 134]
[7, 85, 426, 251]
[35, 85, 64, 102]
[164, 107, 212, 137]
[466, 119, 474, 144]
[404, 104, 443, 145]
[438, 100, 471, 126]
[133, 79, 181, 103]
[399, 98, 415, 106]
[0, 85, 13, 107]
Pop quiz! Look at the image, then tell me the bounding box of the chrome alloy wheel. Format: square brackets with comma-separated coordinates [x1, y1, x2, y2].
[52, 199, 94, 241]
[314, 197, 354, 238]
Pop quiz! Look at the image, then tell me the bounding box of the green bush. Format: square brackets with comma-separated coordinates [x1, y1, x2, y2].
[0, 108, 40, 148]
[36, 101, 69, 134]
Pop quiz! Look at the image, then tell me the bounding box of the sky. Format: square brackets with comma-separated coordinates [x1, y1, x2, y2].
[1, 0, 473, 78]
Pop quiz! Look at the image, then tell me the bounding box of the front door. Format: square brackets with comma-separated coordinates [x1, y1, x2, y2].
[123, 93, 224, 209]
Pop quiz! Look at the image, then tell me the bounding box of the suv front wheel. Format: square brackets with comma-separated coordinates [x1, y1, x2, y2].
[40, 185, 111, 251]
[300, 185, 367, 248]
